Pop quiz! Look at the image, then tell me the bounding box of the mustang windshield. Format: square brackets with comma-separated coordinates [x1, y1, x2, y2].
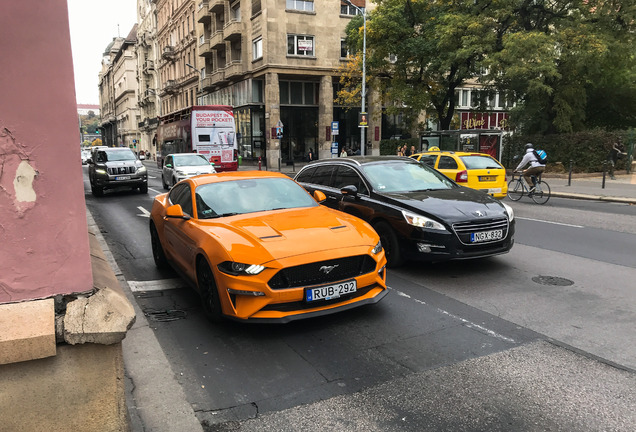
[195, 177, 318, 219]
[362, 161, 455, 193]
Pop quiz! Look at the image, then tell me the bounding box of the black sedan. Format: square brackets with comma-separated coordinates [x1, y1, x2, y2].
[294, 156, 515, 267]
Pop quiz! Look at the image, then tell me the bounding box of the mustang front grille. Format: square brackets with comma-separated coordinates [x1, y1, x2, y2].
[268, 255, 377, 290]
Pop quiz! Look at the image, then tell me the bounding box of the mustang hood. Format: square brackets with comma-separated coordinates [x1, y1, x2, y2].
[205, 206, 377, 262]
[382, 187, 507, 223]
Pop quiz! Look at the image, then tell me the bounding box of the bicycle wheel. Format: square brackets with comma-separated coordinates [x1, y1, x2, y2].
[531, 181, 551, 204]
[507, 179, 524, 201]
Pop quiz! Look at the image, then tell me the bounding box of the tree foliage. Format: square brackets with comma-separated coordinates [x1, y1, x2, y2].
[341, 0, 636, 134]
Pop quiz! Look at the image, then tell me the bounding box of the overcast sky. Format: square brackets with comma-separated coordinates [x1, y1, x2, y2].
[67, 0, 137, 105]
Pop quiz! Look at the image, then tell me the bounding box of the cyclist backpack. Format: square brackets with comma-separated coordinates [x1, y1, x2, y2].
[533, 149, 548, 164]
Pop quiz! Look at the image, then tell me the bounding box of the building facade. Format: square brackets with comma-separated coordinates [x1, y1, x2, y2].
[136, 0, 161, 158]
[156, 0, 200, 116]
[194, 0, 378, 167]
[98, 25, 141, 150]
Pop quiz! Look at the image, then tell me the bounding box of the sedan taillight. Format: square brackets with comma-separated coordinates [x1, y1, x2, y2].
[455, 170, 468, 182]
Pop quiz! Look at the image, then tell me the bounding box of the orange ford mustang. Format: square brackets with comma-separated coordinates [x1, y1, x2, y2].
[149, 171, 388, 323]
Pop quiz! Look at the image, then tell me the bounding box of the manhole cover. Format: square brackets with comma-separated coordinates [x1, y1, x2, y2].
[532, 276, 574, 286]
[144, 309, 187, 322]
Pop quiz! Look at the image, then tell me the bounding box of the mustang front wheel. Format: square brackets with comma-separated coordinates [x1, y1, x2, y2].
[197, 258, 222, 322]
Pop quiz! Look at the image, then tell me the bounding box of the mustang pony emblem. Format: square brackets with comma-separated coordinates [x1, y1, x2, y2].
[319, 265, 339, 274]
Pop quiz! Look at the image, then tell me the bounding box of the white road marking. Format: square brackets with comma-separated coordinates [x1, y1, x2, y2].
[517, 217, 583, 228]
[392, 288, 516, 343]
[137, 206, 151, 218]
[128, 278, 188, 292]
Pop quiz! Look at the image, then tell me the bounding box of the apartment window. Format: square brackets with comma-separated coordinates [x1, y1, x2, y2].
[287, 0, 314, 12]
[279, 81, 318, 105]
[462, 89, 469, 107]
[253, 37, 263, 60]
[252, 0, 262, 15]
[231, 1, 241, 20]
[340, 39, 349, 58]
[341, 4, 362, 15]
[287, 35, 314, 56]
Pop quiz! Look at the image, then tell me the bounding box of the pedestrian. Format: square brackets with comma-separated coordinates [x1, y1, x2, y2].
[396, 145, 403, 156]
[307, 148, 314, 162]
[607, 140, 627, 180]
[514, 143, 545, 195]
[402, 144, 410, 157]
[340, 147, 347, 157]
[410, 145, 416, 156]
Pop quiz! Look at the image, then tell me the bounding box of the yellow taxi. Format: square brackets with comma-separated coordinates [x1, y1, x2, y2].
[410, 150, 508, 199]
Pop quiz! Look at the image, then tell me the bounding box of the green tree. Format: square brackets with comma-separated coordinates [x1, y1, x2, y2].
[342, 0, 636, 134]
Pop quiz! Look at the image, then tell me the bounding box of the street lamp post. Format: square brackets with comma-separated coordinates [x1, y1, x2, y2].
[186, 63, 203, 105]
[344, 0, 367, 156]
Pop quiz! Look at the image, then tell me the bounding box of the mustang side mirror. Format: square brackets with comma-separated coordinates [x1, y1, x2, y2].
[165, 204, 191, 220]
[340, 185, 358, 198]
[313, 190, 327, 203]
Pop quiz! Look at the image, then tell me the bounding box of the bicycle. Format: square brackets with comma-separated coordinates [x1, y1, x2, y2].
[507, 171, 551, 204]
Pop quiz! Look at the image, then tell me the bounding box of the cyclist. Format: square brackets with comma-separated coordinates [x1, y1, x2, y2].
[514, 143, 545, 195]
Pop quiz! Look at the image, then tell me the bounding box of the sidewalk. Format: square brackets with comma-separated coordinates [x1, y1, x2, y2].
[541, 171, 636, 204]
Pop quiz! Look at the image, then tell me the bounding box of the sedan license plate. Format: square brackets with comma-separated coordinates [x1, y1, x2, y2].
[471, 229, 503, 243]
[115, 176, 130, 181]
[479, 176, 496, 182]
[306, 280, 357, 302]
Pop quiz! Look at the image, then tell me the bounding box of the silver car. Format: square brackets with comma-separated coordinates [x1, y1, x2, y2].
[162, 153, 216, 189]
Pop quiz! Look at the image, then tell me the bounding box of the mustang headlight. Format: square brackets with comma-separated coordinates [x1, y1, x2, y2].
[218, 261, 265, 276]
[502, 203, 514, 222]
[402, 211, 447, 231]
[372, 240, 382, 254]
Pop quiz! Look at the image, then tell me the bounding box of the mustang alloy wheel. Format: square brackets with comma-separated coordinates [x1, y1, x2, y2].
[150, 223, 168, 269]
[197, 258, 222, 322]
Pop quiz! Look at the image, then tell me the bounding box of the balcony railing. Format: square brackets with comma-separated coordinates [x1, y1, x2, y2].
[162, 45, 175, 61]
[199, 38, 214, 57]
[209, 0, 224, 13]
[143, 60, 155, 72]
[224, 60, 243, 79]
[164, 79, 177, 94]
[223, 19, 243, 41]
[200, 76, 215, 91]
[210, 30, 225, 50]
[196, 1, 210, 23]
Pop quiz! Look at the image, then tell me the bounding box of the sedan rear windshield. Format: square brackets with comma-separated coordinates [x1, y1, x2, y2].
[98, 149, 137, 162]
[459, 155, 503, 170]
[362, 162, 455, 193]
[173, 154, 211, 167]
[194, 177, 318, 219]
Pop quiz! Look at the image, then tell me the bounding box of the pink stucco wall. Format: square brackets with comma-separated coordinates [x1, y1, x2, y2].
[0, 1, 93, 303]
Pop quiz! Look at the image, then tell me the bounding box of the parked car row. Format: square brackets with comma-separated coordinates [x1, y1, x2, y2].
[146, 153, 515, 324]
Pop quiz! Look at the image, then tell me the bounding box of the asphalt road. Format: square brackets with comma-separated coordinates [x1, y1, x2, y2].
[84, 166, 636, 431]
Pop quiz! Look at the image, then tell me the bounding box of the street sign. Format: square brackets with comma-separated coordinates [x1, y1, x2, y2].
[331, 121, 339, 135]
[331, 142, 339, 158]
[358, 112, 368, 128]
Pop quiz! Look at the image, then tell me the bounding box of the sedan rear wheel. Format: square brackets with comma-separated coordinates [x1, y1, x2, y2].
[374, 221, 404, 268]
[197, 258, 222, 322]
[150, 223, 168, 269]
